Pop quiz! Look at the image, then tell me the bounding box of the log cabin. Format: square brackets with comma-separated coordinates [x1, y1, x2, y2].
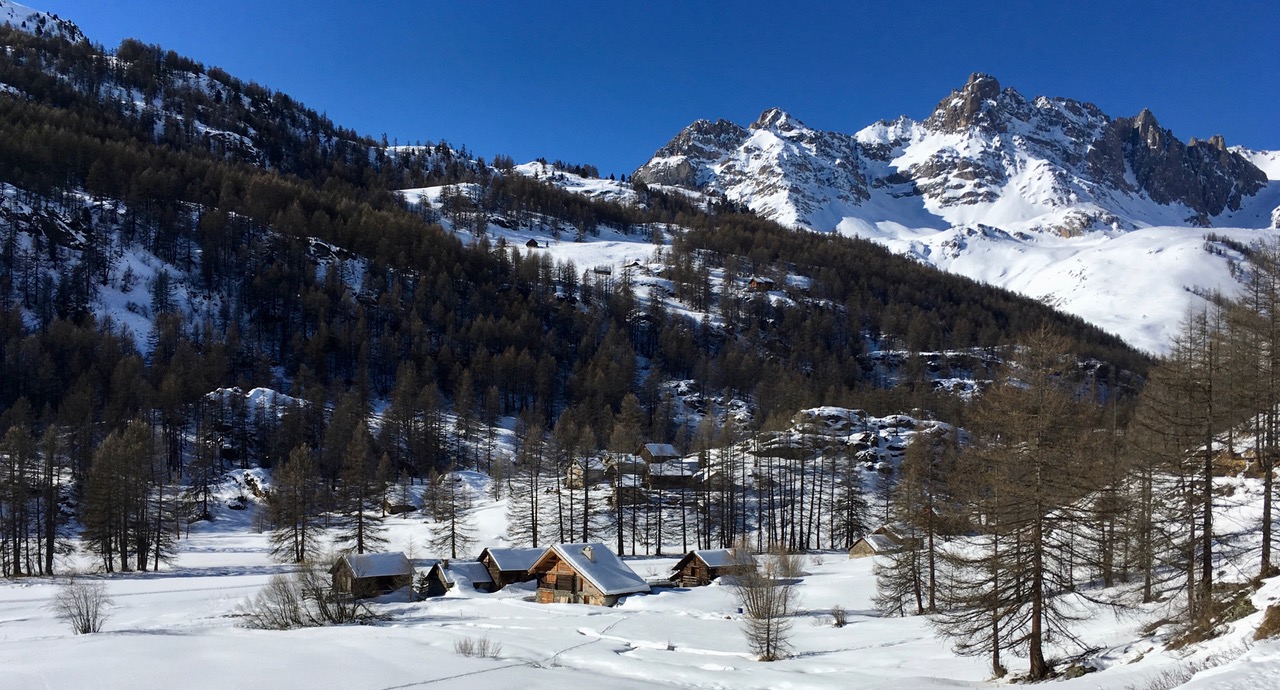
[528, 543, 649, 606]
[670, 548, 755, 587]
[329, 552, 414, 598]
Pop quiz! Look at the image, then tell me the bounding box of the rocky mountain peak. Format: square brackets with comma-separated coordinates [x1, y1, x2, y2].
[751, 107, 806, 134]
[925, 72, 1016, 132]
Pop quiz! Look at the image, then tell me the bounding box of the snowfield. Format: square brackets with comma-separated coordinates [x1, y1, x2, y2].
[3, 473, 1279, 689]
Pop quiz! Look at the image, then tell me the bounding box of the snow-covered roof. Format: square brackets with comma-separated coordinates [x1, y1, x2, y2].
[430, 560, 494, 588]
[479, 547, 545, 572]
[537, 543, 649, 596]
[643, 443, 679, 458]
[338, 552, 412, 578]
[648, 459, 699, 477]
[857, 535, 901, 553]
[682, 548, 754, 570]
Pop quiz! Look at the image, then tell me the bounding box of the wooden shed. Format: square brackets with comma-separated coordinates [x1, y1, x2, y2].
[422, 559, 495, 597]
[646, 457, 700, 490]
[639, 443, 681, 465]
[477, 547, 546, 590]
[330, 552, 414, 598]
[848, 534, 903, 558]
[671, 548, 755, 587]
[528, 543, 649, 606]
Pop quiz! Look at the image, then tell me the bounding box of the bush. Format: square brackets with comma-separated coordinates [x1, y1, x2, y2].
[454, 636, 502, 659]
[50, 578, 113, 634]
[831, 605, 848, 628]
[239, 559, 380, 630]
[1255, 604, 1280, 640]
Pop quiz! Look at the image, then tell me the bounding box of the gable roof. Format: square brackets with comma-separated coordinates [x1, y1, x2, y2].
[532, 543, 650, 596]
[642, 443, 679, 458]
[479, 547, 546, 572]
[337, 552, 412, 579]
[673, 548, 755, 572]
[428, 560, 494, 588]
[856, 534, 901, 553]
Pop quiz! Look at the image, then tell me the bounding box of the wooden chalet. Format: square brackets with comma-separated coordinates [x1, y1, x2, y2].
[671, 548, 755, 587]
[565, 456, 608, 489]
[525, 238, 540, 248]
[422, 559, 495, 597]
[330, 552, 414, 598]
[748, 276, 776, 291]
[477, 547, 546, 590]
[639, 443, 681, 465]
[646, 457, 700, 490]
[606, 452, 646, 476]
[528, 543, 649, 606]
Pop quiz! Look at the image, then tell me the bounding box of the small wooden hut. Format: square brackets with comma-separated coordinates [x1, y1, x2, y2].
[528, 543, 649, 606]
[848, 534, 902, 558]
[423, 559, 495, 597]
[477, 547, 546, 590]
[330, 552, 414, 598]
[670, 548, 755, 587]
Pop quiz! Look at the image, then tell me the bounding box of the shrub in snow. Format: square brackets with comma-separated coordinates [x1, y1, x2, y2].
[1255, 604, 1280, 640]
[50, 578, 112, 634]
[831, 605, 848, 628]
[454, 636, 502, 659]
[239, 560, 379, 630]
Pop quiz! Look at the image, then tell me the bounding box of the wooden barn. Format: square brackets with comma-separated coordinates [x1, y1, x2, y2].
[330, 552, 414, 598]
[638, 443, 680, 465]
[422, 559, 495, 597]
[477, 547, 546, 590]
[528, 543, 649, 606]
[670, 548, 755, 587]
[848, 534, 903, 558]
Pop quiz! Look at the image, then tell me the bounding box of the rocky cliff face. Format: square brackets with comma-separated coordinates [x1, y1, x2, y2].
[634, 108, 868, 228]
[634, 73, 1273, 234]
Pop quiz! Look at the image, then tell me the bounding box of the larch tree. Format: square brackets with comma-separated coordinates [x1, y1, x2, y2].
[426, 465, 476, 559]
[334, 421, 386, 554]
[267, 444, 321, 563]
[933, 329, 1104, 680]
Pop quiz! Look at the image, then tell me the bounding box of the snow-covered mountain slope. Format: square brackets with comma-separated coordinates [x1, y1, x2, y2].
[0, 0, 82, 41]
[634, 73, 1280, 353]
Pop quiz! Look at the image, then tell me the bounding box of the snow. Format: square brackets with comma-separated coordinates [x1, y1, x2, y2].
[3, 468, 1279, 689]
[643, 442, 679, 458]
[481, 547, 545, 572]
[539, 543, 649, 596]
[434, 560, 495, 589]
[856, 535, 900, 553]
[684, 548, 753, 569]
[340, 552, 412, 578]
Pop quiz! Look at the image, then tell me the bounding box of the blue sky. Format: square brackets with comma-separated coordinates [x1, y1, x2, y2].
[34, 0, 1280, 177]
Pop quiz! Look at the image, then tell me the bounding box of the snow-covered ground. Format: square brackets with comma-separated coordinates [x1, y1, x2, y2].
[3, 470, 1279, 689]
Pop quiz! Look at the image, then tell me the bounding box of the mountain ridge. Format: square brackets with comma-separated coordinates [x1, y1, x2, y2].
[634, 73, 1275, 235]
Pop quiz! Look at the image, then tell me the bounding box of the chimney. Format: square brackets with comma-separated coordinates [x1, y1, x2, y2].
[442, 558, 450, 569]
[582, 545, 595, 562]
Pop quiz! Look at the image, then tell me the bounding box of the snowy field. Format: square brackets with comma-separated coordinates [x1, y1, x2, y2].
[4, 475, 1280, 689]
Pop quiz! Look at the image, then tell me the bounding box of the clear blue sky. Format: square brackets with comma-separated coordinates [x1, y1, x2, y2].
[33, 0, 1280, 177]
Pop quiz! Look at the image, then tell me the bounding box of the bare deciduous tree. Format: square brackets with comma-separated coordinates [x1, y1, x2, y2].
[50, 578, 112, 634]
[731, 551, 799, 661]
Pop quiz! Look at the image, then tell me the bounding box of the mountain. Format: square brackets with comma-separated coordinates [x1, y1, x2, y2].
[0, 0, 81, 42]
[636, 73, 1275, 234]
[634, 74, 1280, 352]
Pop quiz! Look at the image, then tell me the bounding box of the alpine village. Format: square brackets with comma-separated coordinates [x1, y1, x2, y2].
[2, 3, 1280, 689]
